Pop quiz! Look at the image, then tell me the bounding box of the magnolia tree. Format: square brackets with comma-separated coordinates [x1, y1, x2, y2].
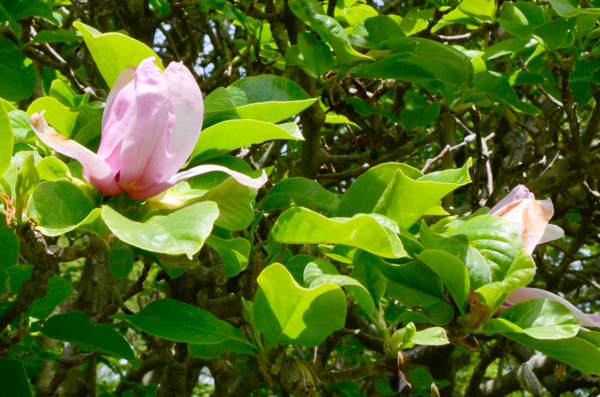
[1, 0, 600, 396]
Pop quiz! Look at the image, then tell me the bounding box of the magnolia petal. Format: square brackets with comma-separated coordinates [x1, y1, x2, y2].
[30, 112, 123, 196]
[126, 165, 268, 201]
[119, 57, 175, 193]
[508, 287, 600, 329]
[97, 66, 136, 174]
[493, 198, 553, 253]
[538, 224, 565, 244]
[489, 185, 535, 214]
[162, 62, 204, 178]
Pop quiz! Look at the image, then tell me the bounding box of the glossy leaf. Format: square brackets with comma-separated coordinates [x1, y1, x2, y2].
[302, 259, 339, 287]
[0, 103, 12, 177]
[41, 311, 136, 362]
[27, 180, 95, 236]
[351, 38, 474, 86]
[499, 2, 551, 38]
[197, 178, 254, 230]
[27, 97, 79, 138]
[411, 327, 449, 346]
[254, 263, 347, 347]
[298, 32, 334, 76]
[486, 299, 580, 340]
[28, 29, 83, 44]
[74, 22, 163, 88]
[119, 299, 253, 347]
[0, 38, 36, 102]
[270, 207, 406, 258]
[0, 225, 19, 274]
[108, 243, 134, 279]
[417, 250, 470, 314]
[474, 71, 540, 114]
[206, 235, 251, 278]
[373, 159, 472, 228]
[350, 15, 405, 49]
[548, 0, 600, 18]
[0, 358, 32, 397]
[101, 202, 219, 257]
[259, 177, 340, 212]
[190, 119, 303, 163]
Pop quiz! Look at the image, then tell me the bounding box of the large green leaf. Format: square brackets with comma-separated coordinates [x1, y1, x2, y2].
[458, 0, 496, 20]
[417, 250, 470, 315]
[73, 22, 163, 88]
[445, 215, 536, 312]
[197, 178, 254, 230]
[485, 299, 580, 340]
[499, 2, 551, 38]
[350, 251, 387, 306]
[548, 0, 600, 18]
[118, 299, 253, 348]
[204, 75, 317, 126]
[382, 260, 454, 326]
[288, 0, 371, 64]
[474, 71, 540, 114]
[298, 32, 334, 76]
[41, 311, 136, 362]
[28, 29, 83, 45]
[190, 120, 303, 163]
[188, 339, 255, 359]
[0, 38, 36, 102]
[373, 159, 472, 228]
[0, 103, 12, 177]
[351, 38, 474, 86]
[0, 225, 19, 275]
[0, 358, 32, 397]
[101, 202, 219, 257]
[335, 163, 423, 217]
[270, 207, 406, 258]
[420, 224, 491, 290]
[206, 235, 250, 278]
[27, 180, 95, 236]
[259, 177, 340, 213]
[350, 15, 405, 49]
[254, 263, 347, 347]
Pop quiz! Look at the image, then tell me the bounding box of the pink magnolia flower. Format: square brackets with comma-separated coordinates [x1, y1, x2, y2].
[489, 185, 564, 253]
[30, 57, 266, 200]
[501, 287, 600, 329]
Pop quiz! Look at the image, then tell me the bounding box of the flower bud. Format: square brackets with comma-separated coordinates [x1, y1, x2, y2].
[280, 358, 320, 397]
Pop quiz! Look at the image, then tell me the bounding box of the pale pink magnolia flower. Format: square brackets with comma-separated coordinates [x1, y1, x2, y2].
[500, 287, 600, 329]
[30, 57, 267, 200]
[489, 185, 564, 253]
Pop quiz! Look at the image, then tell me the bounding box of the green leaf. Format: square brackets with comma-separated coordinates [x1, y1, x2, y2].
[0, 38, 36, 102]
[401, 102, 441, 130]
[373, 160, 472, 228]
[485, 299, 580, 340]
[350, 15, 405, 49]
[288, 0, 371, 63]
[102, 202, 219, 257]
[254, 263, 347, 347]
[259, 177, 340, 212]
[474, 71, 540, 114]
[190, 119, 303, 163]
[28, 29, 83, 45]
[548, 0, 600, 18]
[16, 152, 39, 198]
[483, 38, 538, 60]
[284, 254, 318, 285]
[411, 327, 449, 346]
[421, 224, 491, 290]
[350, 251, 387, 306]
[197, 178, 254, 230]
[335, 162, 423, 217]
[0, 101, 13, 177]
[27, 180, 95, 236]
[445, 215, 536, 312]
[118, 299, 252, 348]
[500, 2, 551, 38]
[0, 358, 32, 397]
[5, 0, 59, 25]
[458, 0, 495, 20]
[206, 235, 250, 278]
[417, 250, 470, 314]
[270, 207, 406, 258]
[188, 339, 255, 359]
[108, 243, 134, 279]
[27, 97, 80, 138]
[9, 110, 35, 144]
[382, 260, 454, 326]
[41, 311, 135, 362]
[298, 32, 334, 76]
[344, 97, 401, 123]
[7, 265, 73, 319]
[73, 22, 163, 88]
[0, 225, 19, 274]
[351, 38, 474, 86]
[303, 259, 339, 287]
[204, 75, 317, 127]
